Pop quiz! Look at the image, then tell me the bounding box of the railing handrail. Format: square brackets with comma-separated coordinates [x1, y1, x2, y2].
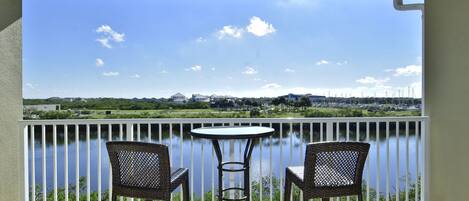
[20, 116, 429, 125]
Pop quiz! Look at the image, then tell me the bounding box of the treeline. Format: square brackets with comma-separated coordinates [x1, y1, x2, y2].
[24, 98, 210, 110]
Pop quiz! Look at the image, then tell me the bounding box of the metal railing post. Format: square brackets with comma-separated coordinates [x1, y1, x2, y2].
[326, 121, 334, 141]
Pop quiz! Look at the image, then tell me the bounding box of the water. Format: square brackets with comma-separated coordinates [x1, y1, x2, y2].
[28, 122, 422, 197]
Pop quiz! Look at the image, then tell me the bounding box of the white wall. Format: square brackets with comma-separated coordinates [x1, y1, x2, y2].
[0, 0, 23, 200]
[425, 0, 469, 200]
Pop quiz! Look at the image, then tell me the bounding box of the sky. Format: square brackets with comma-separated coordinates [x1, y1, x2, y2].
[23, 0, 423, 99]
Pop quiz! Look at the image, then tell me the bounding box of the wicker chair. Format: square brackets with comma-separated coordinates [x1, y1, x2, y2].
[284, 142, 370, 201]
[106, 141, 189, 201]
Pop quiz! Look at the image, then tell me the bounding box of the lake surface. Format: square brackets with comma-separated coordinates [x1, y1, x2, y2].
[28, 123, 422, 197]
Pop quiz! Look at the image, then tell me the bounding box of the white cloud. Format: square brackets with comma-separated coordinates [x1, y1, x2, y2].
[336, 61, 348, 66]
[96, 38, 112, 48]
[160, 70, 168, 74]
[195, 37, 207, 43]
[316, 60, 329, 65]
[261, 83, 282, 89]
[242, 66, 258, 75]
[246, 16, 276, 37]
[284, 68, 295, 73]
[102, 72, 119, 77]
[186, 65, 202, 72]
[96, 25, 125, 48]
[216, 26, 244, 39]
[131, 74, 141, 78]
[211, 67, 216, 71]
[393, 65, 422, 77]
[356, 76, 390, 86]
[276, 0, 320, 7]
[25, 83, 35, 89]
[95, 58, 104, 67]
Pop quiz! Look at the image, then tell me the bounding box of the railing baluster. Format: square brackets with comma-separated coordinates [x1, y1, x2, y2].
[299, 122, 303, 201]
[336, 122, 340, 201]
[170, 123, 173, 167]
[396, 121, 400, 201]
[42, 125, 47, 201]
[386, 122, 390, 201]
[346, 122, 350, 201]
[279, 123, 283, 201]
[64, 125, 69, 201]
[415, 121, 419, 201]
[249, 122, 252, 201]
[405, 121, 409, 201]
[320, 122, 324, 142]
[181, 123, 184, 201]
[31, 125, 36, 201]
[211, 123, 215, 201]
[159, 123, 162, 144]
[119, 124, 123, 201]
[269, 122, 273, 201]
[108, 124, 112, 201]
[24, 125, 29, 201]
[260, 136, 263, 201]
[201, 123, 205, 201]
[148, 123, 152, 142]
[75, 124, 79, 201]
[190, 123, 194, 201]
[376, 122, 380, 201]
[53, 124, 58, 201]
[181, 123, 184, 167]
[366, 122, 370, 201]
[119, 124, 123, 141]
[288, 122, 293, 201]
[86, 124, 90, 201]
[97, 124, 102, 201]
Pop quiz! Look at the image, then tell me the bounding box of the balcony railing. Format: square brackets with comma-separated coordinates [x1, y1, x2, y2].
[21, 117, 428, 201]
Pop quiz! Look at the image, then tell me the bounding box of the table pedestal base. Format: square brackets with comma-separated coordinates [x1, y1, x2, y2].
[212, 139, 255, 201]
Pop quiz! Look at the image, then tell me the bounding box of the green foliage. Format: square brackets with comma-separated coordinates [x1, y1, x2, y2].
[25, 111, 75, 120]
[32, 176, 421, 201]
[303, 108, 364, 117]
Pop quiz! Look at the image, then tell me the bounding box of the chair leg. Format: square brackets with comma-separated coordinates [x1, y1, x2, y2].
[183, 175, 190, 201]
[284, 176, 292, 201]
[111, 192, 118, 201]
[358, 194, 363, 201]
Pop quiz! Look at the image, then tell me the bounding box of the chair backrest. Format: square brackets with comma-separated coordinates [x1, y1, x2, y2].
[303, 142, 370, 198]
[106, 141, 171, 191]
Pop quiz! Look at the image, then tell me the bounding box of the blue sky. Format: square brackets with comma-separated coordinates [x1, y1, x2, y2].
[23, 0, 423, 98]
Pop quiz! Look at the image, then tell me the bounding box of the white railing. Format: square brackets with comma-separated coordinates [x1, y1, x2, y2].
[21, 117, 429, 201]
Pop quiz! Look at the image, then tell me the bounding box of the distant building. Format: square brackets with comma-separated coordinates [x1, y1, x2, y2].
[170, 93, 187, 104]
[191, 94, 210, 102]
[210, 94, 234, 101]
[24, 104, 61, 112]
[307, 94, 326, 103]
[281, 93, 326, 102]
[283, 93, 303, 102]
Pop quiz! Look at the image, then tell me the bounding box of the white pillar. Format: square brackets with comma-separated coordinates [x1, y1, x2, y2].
[425, 0, 469, 200]
[0, 0, 23, 199]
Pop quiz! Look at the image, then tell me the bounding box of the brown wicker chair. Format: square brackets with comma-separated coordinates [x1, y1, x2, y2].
[284, 142, 370, 201]
[106, 141, 189, 201]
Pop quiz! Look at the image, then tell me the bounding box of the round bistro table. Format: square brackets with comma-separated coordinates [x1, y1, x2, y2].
[190, 126, 275, 201]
